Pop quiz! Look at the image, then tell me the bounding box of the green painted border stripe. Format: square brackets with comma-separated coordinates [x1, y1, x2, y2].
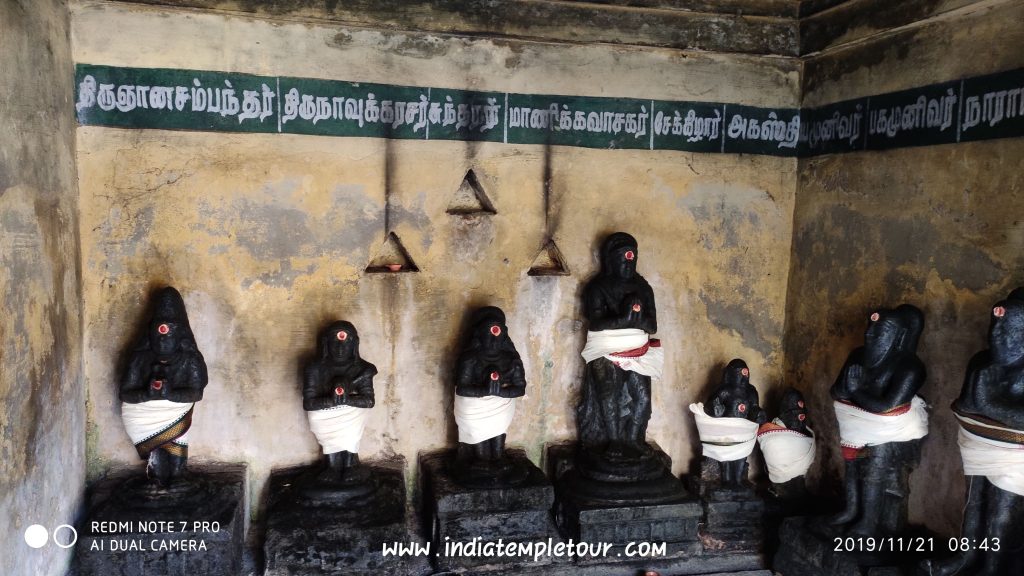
[74, 64, 1024, 157]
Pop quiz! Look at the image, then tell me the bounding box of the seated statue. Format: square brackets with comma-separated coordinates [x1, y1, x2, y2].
[757, 388, 816, 498]
[453, 306, 528, 485]
[577, 232, 664, 464]
[303, 321, 377, 486]
[119, 287, 208, 488]
[920, 288, 1024, 576]
[690, 359, 766, 488]
[830, 304, 928, 537]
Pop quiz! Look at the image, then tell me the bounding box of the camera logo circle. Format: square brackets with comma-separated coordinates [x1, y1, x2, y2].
[24, 524, 78, 549]
[24, 525, 48, 549]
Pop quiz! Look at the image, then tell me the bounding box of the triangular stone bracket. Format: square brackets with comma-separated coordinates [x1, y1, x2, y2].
[446, 169, 496, 216]
[527, 239, 570, 276]
[365, 232, 420, 273]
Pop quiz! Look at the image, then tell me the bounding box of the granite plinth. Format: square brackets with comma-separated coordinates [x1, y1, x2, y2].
[421, 448, 566, 572]
[684, 457, 764, 554]
[263, 459, 430, 576]
[548, 443, 701, 558]
[74, 464, 245, 576]
[772, 516, 935, 576]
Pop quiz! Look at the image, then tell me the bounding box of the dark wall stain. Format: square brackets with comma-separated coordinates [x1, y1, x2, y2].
[699, 288, 782, 358]
[800, 0, 944, 55]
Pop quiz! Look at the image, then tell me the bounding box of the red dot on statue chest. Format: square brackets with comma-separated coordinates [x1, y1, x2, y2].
[738, 403, 746, 413]
[334, 386, 345, 396]
[151, 380, 163, 390]
[490, 372, 500, 381]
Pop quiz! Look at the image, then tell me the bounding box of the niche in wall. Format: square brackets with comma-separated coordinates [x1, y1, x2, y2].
[365, 232, 420, 273]
[445, 169, 496, 216]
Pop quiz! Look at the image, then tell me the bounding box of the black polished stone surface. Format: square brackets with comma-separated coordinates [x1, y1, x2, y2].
[421, 448, 565, 572]
[263, 458, 430, 576]
[74, 464, 244, 576]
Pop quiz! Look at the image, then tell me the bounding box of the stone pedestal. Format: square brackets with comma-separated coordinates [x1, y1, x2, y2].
[263, 458, 430, 576]
[689, 457, 765, 554]
[547, 444, 766, 574]
[773, 516, 934, 576]
[420, 448, 566, 573]
[74, 464, 245, 576]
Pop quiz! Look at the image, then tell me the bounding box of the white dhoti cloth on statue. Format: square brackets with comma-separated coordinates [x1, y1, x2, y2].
[307, 405, 370, 454]
[454, 395, 516, 444]
[955, 413, 1024, 497]
[581, 328, 664, 379]
[834, 396, 928, 455]
[121, 399, 194, 458]
[690, 402, 760, 462]
[757, 419, 816, 483]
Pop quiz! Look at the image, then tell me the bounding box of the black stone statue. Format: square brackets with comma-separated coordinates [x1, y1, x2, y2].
[830, 304, 927, 537]
[303, 320, 377, 485]
[452, 306, 528, 485]
[560, 231, 688, 507]
[703, 359, 766, 487]
[119, 287, 208, 488]
[759, 388, 815, 503]
[779, 389, 812, 434]
[920, 288, 1024, 576]
[577, 232, 658, 459]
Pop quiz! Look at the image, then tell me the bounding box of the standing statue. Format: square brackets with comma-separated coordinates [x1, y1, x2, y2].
[757, 388, 816, 493]
[830, 304, 928, 537]
[920, 288, 1024, 576]
[120, 287, 208, 488]
[577, 232, 663, 460]
[303, 321, 377, 482]
[453, 306, 528, 484]
[690, 359, 766, 487]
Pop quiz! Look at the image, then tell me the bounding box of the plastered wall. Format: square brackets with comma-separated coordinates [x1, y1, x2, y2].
[0, 0, 85, 574]
[787, 0, 1024, 536]
[71, 1, 799, 531]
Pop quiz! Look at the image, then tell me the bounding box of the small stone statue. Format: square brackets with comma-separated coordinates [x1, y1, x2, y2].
[757, 388, 815, 496]
[690, 359, 766, 488]
[303, 321, 377, 483]
[577, 232, 663, 461]
[920, 288, 1024, 576]
[830, 304, 928, 537]
[453, 306, 528, 484]
[119, 287, 208, 488]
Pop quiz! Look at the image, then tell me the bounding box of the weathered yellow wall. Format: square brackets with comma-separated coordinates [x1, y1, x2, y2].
[0, 1, 84, 574]
[71, 1, 799, 528]
[788, 0, 1024, 536]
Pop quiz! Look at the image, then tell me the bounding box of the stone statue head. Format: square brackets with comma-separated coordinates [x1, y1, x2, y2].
[778, 387, 810, 433]
[990, 288, 1024, 366]
[146, 287, 198, 358]
[466, 306, 515, 353]
[318, 320, 360, 364]
[723, 358, 751, 388]
[863, 304, 924, 367]
[600, 232, 639, 281]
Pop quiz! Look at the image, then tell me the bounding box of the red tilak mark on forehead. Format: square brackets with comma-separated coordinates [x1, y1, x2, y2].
[870, 312, 880, 322]
[336, 331, 348, 341]
[624, 250, 635, 261]
[490, 325, 502, 337]
[994, 306, 1006, 318]
[157, 324, 170, 335]
[740, 368, 749, 377]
